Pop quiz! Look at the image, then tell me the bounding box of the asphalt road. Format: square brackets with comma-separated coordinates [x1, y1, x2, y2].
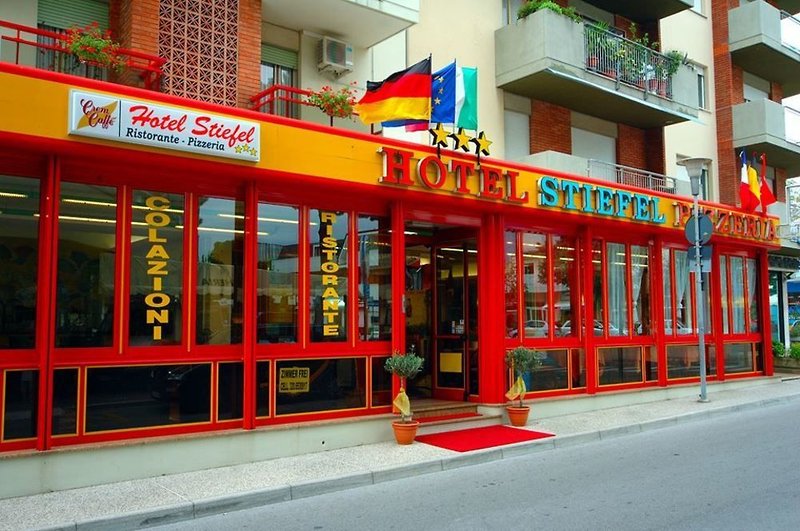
[156, 401, 800, 531]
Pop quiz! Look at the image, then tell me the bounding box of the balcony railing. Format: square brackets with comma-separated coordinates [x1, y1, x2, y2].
[249, 84, 308, 119]
[584, 24, 677, 99]
[785, 105, 800, 146]
[0, 19, 165, 91]
[781, 11, 800, 53]
[588, 160, 677, 194]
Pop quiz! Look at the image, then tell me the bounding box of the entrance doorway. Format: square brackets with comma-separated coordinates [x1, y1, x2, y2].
[404, 221, 478, 402]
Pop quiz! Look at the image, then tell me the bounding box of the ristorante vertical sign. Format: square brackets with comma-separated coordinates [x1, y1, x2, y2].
[319, 212, 342, 337]
[68, 90, 260, 162]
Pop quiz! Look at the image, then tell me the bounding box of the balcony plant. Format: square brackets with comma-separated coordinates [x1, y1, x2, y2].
[517, 0, 581, 22]
[384, 349, 425, 444]
[65, 22, 125, 72]
[305, 83, 358, 126]
[504, 346, 542, 427]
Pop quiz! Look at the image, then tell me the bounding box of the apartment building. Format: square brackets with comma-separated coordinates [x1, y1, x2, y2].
[0, 0, 791, 495]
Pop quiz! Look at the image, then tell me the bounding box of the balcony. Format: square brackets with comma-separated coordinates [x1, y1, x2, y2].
[250, 84, 372, 132]
[495, 10, 698, 129]
[519, 151, 689, 196]
[261, 0, 419, 48]
[0, 19, 164, 91]
[732, 99, 800, 174]
[729, 1, 800, 97]
[579, 0, 693, 22]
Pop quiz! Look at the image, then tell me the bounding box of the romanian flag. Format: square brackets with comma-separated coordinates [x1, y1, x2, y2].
[354, 57, 432, 125]
[759, 152, 777, 213]
[739, 151, 759, 212]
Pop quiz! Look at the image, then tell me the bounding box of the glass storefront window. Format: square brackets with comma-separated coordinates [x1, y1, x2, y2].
[747, 258, 758, 333]
[129, 191, 184, 346]
[592, 241, 604, 334]
[52, 368, 78, 436]
[504, 232, 518, 337]
[55, 183, 116, 348]
[2, 369, 38, 440]
[217, 362, 243, 421]
[0, 175, 39, 349]
[310, 210, 348, 342]
[257, 203, 298, 344]
[606, 242, 628, 337]
[522, 233, 547, 339]
[196, 197, 244, 345]
[667, 344, 714, 379]
[598, 346, 642, 385]
[632, 245, 650, 336]
[662, 249, 673, 335]
[85, 364, 211, 432]
[528, 349, 568, 392]
[731, 256, 746, 334]
[275, 358, 365, 415]
[552, 235, 576, 336]
[371, 356, 391, 407]
[676, 250, 693, 336]
[724, 343, 754, 373]
[357, 216, 391, 341]
[769, 271, 782, 343]
[256, 361, 270, 417]
[720, 256, 729, 333]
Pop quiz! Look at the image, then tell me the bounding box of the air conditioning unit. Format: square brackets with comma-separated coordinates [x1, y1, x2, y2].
[317, 36, 354, 76]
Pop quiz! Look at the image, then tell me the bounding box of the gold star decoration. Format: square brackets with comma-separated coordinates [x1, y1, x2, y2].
[449, 128, 472, 152]
[470, 131, 492, 156]
[429, 123, 450, 148]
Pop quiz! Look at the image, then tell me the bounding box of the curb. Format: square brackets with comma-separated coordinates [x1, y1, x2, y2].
[36, 391, 800, 531]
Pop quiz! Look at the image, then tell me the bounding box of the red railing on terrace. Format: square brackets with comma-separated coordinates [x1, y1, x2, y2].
[0, 19, 165, 91]
[250, 84, 310, 118]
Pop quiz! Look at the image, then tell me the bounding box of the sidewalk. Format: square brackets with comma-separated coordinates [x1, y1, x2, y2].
[3, 376, 800, 531]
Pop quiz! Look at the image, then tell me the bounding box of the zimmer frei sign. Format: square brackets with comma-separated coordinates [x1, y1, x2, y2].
[377, 146, 779, 245]
[68, 90, 260, 161]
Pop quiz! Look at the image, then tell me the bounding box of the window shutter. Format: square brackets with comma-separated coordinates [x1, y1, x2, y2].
[261, 45, 298, 69]
[38, 0, 110, 32]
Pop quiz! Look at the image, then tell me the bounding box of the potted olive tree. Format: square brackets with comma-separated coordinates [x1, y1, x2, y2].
[504, 346, 542, 426]
[384, 349, 424, 444]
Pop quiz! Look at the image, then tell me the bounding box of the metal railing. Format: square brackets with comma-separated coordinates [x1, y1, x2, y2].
[584, 24, 675, 99]
[785, 105, 800, 146]
[588, 159, 677, 194]
[0, 19, 165, 91]
[249, 84, 308, 119]
[780, 10, 800, 53]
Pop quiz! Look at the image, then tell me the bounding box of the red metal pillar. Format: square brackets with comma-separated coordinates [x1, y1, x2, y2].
[478, 213, 505, 405]
[760, 248, 773, 375]
[242, 181, 257, 429]
[390, 201, 406, 403]
[710, 246, 725, 380]
[582, 227, 597, 394]
[652, 239, 668, 386]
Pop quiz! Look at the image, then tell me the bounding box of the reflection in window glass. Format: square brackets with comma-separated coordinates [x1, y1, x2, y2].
[86, 364, 211, 432]
[607, 242, 628, 336]
[676, 250, 693, 335]
[130, 191, 184, 346]
[598, 347, 641, 385]
[632, 245, 650, 336]
[256, 361, 270, 417]
[358, 216, 391, 341]
[2, 370, 38, 440]
[310, 210, 348, 342]
[527, 350, 568, 391]
[257, 204, 298, 344]
[197, 197, 244, 345]
[731, 256, 746, 334]
[504, 232, 518, 338]
[552, 235, 576, 336]
[724, 343, 753, 373]
[662, 248, 673, 335]
[217, 362, 243, 421]
[720, 256, 729, 333]
[667, 344, 713, 379]
[56, 183, 116, 347]
[52, 368, 78, 435]
[275, 358, 365, 415]
[747, 258, 758, 333]
[522, 233, 547, 339]
[592, 240, 603, 334]
[0, 175, 39, 349]
[372, 356, 391, 407]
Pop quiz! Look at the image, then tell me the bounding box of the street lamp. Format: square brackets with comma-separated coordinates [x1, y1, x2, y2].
[678, 157, 712, 403]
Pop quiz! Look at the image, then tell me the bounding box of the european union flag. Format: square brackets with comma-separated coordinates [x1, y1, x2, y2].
[431, 62, 456, 124]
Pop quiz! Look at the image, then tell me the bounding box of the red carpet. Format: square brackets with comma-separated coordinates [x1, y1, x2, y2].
[416, 425, 554, 452]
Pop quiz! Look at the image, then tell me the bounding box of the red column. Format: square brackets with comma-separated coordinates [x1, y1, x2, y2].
[390, 201, 406, 403]
[582, 227, 597, 394]
[710, 246, 725, 380]
[478, 213, 506, 405]
[242, 181, 257, 429]
[652, 239, 668, 386]
[760, 248, 773, 375]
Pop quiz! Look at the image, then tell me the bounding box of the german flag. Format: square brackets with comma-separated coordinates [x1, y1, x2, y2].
[355, 57, 431, 125]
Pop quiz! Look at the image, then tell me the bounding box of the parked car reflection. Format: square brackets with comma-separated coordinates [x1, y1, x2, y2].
[508, 319, 548, 338]
[559, 320, 619, 336]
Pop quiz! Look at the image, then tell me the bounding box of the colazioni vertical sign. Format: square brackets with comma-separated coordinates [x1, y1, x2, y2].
[144, 196, 171, 340]
[319, 212, 341, 337]
[68, 90, 260, 161]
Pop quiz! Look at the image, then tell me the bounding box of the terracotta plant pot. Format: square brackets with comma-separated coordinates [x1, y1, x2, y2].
[506, 405, 530, 427]
[392, 421, 420, 445]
